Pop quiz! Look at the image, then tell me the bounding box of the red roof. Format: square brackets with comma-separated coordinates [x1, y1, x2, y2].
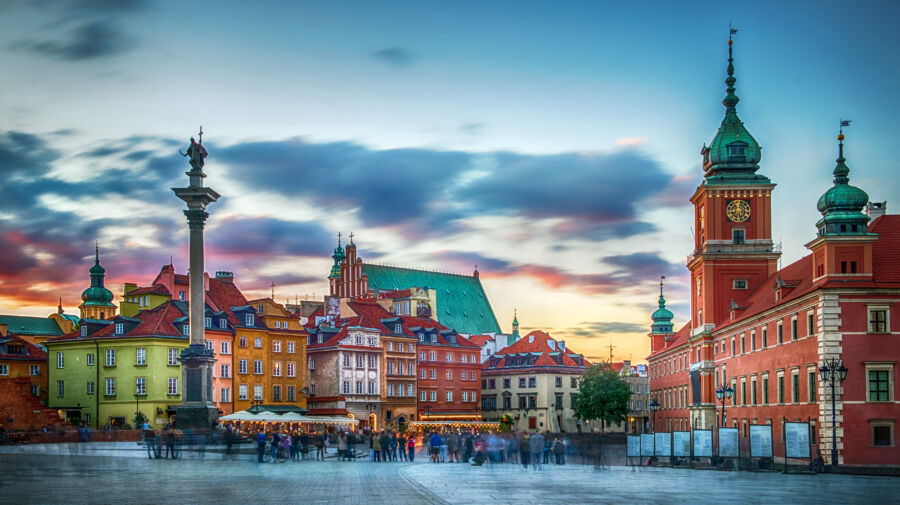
[126, 284, 171, 297]
[871, 215, 900, 286]
[467, 334, 495, 347]
[0, 334, 47, 361]
[647, 323, 691, 359]
[484, 330, 589, 371]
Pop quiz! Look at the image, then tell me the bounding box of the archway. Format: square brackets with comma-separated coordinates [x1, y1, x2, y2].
[369, 413, 377, 431]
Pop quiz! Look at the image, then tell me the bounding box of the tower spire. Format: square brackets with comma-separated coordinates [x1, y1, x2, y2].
[724, 24, 739, 111]
[815, 120, 869, 236]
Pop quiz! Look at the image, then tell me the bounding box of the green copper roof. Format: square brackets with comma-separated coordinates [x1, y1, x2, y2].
[329, 238, 345, 279]
[363, 264, 501, 334]
[816, 135, 871, 236]
[81, 247, 115, 306]
[703, 37, 770, 186]
[0, 315, 64, 336]
[650, 280, 674, 334]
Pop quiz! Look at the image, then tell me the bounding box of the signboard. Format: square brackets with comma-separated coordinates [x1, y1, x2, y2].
[654, 432, 671, 456]
[673, 431, 691, 457]
[627, 436, 641, 457]
[640, 434, 655, 456]
[750, 424, 773, 458]
[785, 422, 811, 459]
[693, 430, 713, 457]
[718, 427, 739, 458]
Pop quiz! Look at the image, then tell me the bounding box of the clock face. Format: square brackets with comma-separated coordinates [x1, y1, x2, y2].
[726, 200, 751, 222]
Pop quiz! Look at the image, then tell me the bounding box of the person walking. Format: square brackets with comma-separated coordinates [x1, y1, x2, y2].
[379, 431, 391, 462]
[530, 431, 544, 470]
[543, 432, 551, 464]
[314, 432, 325, 461]
[506, 435, 518, 464]
[397, 432, 407, 462]
[446, 433, 458, 463]
[407, 435, 416, 462]
[290, 431, 300, 461]
[256, 431, 267, 463]
[300, 431, 310, 460]
[429, 431, 443, 463]
[337, 432, 348, 461]
[224, 426, 235, 455]
[519, 434, 531, 470]
[389, 432, 399, 462]
[463, 432, 474, 463]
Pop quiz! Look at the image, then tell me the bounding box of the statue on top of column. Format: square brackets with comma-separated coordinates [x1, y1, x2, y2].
[180, 127, 208, 172]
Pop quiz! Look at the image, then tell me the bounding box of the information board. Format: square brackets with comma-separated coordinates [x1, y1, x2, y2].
[627, 435, 641, 457]
[749, 424, 773, 458]
[654, 432, 672, 456]
[673, 431, 691, 457]
[640, 434, 655, 456]
[718, 427, 739, 458]
[693, 430, 713, 457]
[785, 422, 811, 459]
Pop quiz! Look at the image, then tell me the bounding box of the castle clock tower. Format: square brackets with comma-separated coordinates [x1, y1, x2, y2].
[688, 33, 780, 333]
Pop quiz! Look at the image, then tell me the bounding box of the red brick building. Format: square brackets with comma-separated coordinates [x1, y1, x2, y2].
[647, 37, 899, 469]
[413, 319, 482, 422]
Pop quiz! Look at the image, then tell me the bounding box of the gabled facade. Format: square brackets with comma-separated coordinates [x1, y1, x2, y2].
[648, 35, 899, 469]
[411, 318, 482, 422]
[481, 330, 589, 432]
[0, 332, 48, 403]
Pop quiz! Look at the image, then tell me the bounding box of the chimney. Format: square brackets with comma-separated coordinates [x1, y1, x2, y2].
[215, 271, 234, 284]
[622, 359, 631, 375]
[867, 201, 887, 221]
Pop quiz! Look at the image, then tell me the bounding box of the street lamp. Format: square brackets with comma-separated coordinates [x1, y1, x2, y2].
[250, 399, 263, 413]
[649, 399, 660, 433]
[820, 358, 848, 467]
[715, 385, 734, 427]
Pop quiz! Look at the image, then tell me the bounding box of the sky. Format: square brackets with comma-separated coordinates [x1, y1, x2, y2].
[1, 0, 898, 364]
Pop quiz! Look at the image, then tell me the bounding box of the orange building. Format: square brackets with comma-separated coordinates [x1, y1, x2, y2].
[0, 333, 47, 403]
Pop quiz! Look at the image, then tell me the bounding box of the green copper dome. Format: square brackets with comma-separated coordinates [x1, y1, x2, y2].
[703, 38, 770, 185]
[650, 280, 674, 334]
[328, 236, 345, 278]
[816, 135, 870, 236]
[81, 247, 115, 306]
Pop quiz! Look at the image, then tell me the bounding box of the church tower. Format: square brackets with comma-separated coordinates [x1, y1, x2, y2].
[648, 277, 674, 352]
[508, 309, 520, 346]
[688, 32, 780, 332]
[806, 127, 876, 283]
[79, 245, 117, 321]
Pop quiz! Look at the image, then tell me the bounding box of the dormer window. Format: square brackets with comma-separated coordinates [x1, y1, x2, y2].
[245, 313, 255, 326]
[219, 319, 227, 329]
[179, 291, 186, 302]
[417, 332, 424, 342]
[80, 325, 88, 337]
[114, 323, 123, 335]
[204, 317, 212, 328]
[727, 142, 746, 157]
[430, 334, 437, 343]
[183, 325, 190, 336]
[394, 323, 402, 334]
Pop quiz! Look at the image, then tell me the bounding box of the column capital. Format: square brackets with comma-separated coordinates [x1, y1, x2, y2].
[184, 209, 210, 229]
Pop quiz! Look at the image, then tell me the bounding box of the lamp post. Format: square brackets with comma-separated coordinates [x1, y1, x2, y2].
[819, 358, 848, 467]
[649, 399, 660, 433]
[715, 385, 734, 427]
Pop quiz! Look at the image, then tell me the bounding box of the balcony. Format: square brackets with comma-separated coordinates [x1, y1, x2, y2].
[688, 241, 781, 263]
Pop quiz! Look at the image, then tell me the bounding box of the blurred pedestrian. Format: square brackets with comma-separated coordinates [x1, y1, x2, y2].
[530, 431, 544, 470]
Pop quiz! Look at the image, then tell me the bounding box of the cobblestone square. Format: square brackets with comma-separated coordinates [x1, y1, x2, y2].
[0, 444, 898, 504]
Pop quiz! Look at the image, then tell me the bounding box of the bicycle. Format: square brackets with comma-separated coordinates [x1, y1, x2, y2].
[263, 445, 289, 463]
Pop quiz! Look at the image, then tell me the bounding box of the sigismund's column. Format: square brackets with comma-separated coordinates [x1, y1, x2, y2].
[172, 128, 220, 431]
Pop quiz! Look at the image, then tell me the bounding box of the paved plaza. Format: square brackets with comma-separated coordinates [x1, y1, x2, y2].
[0, 444, 898, 504]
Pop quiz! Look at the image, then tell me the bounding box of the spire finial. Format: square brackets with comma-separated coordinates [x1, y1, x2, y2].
[58, 297, 63, 314]
[724, 24, 739, 110]
[95, 240, 100, 263]
[349, 232, 354, 244]
[834, 119, 852, 183]
[271, 281, 276, 299]
[337, 231, 342, 246]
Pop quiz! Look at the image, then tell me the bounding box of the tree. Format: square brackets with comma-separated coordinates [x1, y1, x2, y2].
[572, 364, 630, 431]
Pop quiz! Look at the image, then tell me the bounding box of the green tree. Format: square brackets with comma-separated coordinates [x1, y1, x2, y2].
[572, 364, 630, 431]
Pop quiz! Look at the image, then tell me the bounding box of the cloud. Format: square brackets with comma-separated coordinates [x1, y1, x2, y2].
[207, 217, 335, 258]
[15, 20, 134, 61]
[372, 46, 417, 67]
[600, 251, 680, 279]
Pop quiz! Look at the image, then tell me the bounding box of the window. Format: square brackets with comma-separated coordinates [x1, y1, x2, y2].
[0, 365, 9, 376]
[238, 360, 247, 374]
[355, 381, 363, 394]
[221, 341, 230, 354]
[57, 380, 64, 397]
[27, 364, 39, 376]
[387, 361, 394, 374]
[792, 372, 800, 403]
[387, 384, 394, 397]
[528, 395, 536, 408]
[446, 391, 453, 402]
[741, 335, 746, 354]
[867, 368, 892, 402]
[287, 386, 295, 402]
[429, 370, 436, 380]
[791, 317, 798, 341]
[254, 360, 263, 375]
[731, 338, 735, 356]
[868, 307, 889, 333]
[503, 396, 511, 409]
[428, 352, 436, 361]
[733, 279, 748, 289]
[461, 354, 467, 363]
[343, 354, 351, 368]
[254, 337, 262, 348]
[286, 341, 294, 353]
[420, 369, 426, 379]
[286, 362, 295, 377]
[309, 358, 315, 370]
[407, 384, 414, 397]
[254, 384, 263, 400]
[528, 377, 536, 388]
[182, 325, 190, 336]
[807, 313, 815, 336]
[762, 327, 768, 348]
[369, 381, 376, 394]
[446, 370, 453, 380]
[166, 377, 178, 395]
[105, 378, 116, 396]
[808, 371, 817, 402]
[81, 326, 88, 337]
[429, 391, 436, 402]
[245, 314, 255, 326]
[205, 340, 214, 352]
[555, 377, 562, 388]
[105, 349, 116, 367]
[204, 317, 212, 328]
[445, 353, 452, 363]
[219, 319, 228, 329]
[727, 143, 746, 157]
[86, 381, 94, 395]
[519, 378, 526, 388]
[135, 377, 146, 396]
[135, 348, 146, 366]
[239, 337, 247, 348]
[368, 355, 376, 368]
[356, 355, 364, 368]
[421, 391, 427, 402]
[732, 229, 745, 244]
[115, 323, 124, 335]
[871, 421, 894, 447]
[430, 334, 437, 343]
[273, 340, 281, 352]
[221, 387, 230, 403]
[762, 376, 769, 405]
[570, 377, 576, 388]
[741, 379, 747, 405]
[777, 374, 785, 404]
[179, 291, 186, 301]
[343, 381, 351, 395]
[166, 348, 177, 366]
[56, 352, 64, 369]
[272, 386, 281, 402]
[751, 331, 756, 352]
[239, 384, 248, 400]
[777, 322, 783, 344]
[220, 364, 230, 378]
